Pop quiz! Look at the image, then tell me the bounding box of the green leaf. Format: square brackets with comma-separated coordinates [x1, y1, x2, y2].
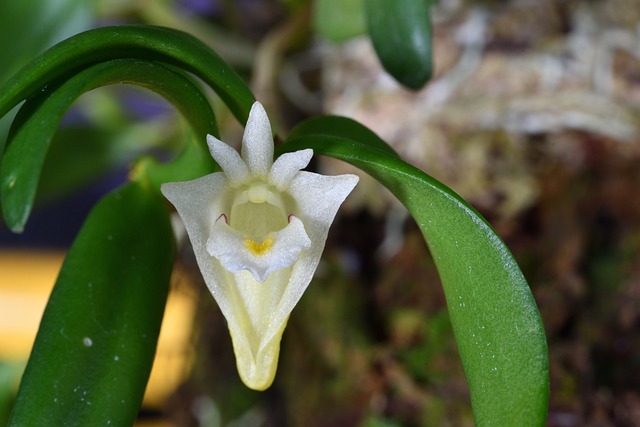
[284, 116, 549, 426]
[314, 0, 366, 42]
[132, 132, 216, 193]
[365, 0, 433, 90]
[0, 0, 94, 161]
[284, 114, 399, 158]
[8, 181, 175, 427]
[0, 25, 254, 125]
[1, 58, 217, 232]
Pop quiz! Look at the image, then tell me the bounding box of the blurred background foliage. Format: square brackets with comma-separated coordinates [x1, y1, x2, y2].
[1, 0, 639, 426]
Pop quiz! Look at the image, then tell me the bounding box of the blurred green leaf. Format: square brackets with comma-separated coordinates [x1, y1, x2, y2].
[8, 181, 175, 427]
[365, 0, 433, 90]
[314, 0, 366, 42]
[0, 25, 254, 125]
[0, 0, 93, 81]
[0, 362, 21, 426]
[284, 116, 549, 426]
[36, 127, 121, 201]
[0, 0, 94, 158]
[133, 132, 217, 193]
[1, 58, 217, 232]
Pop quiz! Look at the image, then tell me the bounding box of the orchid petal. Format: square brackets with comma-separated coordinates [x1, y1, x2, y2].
[207, 216, 311, 283]
[241, 102, 273, 177]
[269, 149, 313, 191]
[160, 173, 228, 245]
[207, 134, 249, 186]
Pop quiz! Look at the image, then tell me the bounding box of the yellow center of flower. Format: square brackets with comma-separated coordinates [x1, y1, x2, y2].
[245, 236, 275, 256]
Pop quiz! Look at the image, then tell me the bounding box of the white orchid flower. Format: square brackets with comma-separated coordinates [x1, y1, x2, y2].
[161, 102, 358, 390]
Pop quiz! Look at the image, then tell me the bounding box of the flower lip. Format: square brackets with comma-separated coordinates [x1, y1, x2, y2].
[207, 214, 311, 283]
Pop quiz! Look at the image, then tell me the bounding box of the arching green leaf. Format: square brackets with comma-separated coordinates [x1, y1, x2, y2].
[0, 25, 254, 124]
[1, 59, 217, 232]
[283, 116, 549, 426]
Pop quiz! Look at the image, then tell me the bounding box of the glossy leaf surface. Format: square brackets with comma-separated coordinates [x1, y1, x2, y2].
[1, 59, 217, 232]
[0, 25, 254, 124]
[8, 181, 175, 426]
[284, 116, 549, 426]
[365, 0, 433, 90]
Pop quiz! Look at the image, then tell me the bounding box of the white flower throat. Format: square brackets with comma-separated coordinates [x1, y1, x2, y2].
[207, 180, 312, 283]
[230, 182, 289, 238]
[161, 101, 358, 390]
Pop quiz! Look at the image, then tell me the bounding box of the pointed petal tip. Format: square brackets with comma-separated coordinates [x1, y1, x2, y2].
[335, 173, 360, 195]
[248, 101, 266, 118]
[246, 102, 270, 134]
[345, 173, 360, 186]
[160, 180, 194, 201]
[242, 101, 274, 176]
[269, 148, 315, 190]
[206, 134, 230, 160]
[206, 134, 249, 185]
[205, 133, 221, 145]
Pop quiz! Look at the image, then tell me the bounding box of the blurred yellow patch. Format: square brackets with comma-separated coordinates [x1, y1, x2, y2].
[0, 250, 195, 420]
